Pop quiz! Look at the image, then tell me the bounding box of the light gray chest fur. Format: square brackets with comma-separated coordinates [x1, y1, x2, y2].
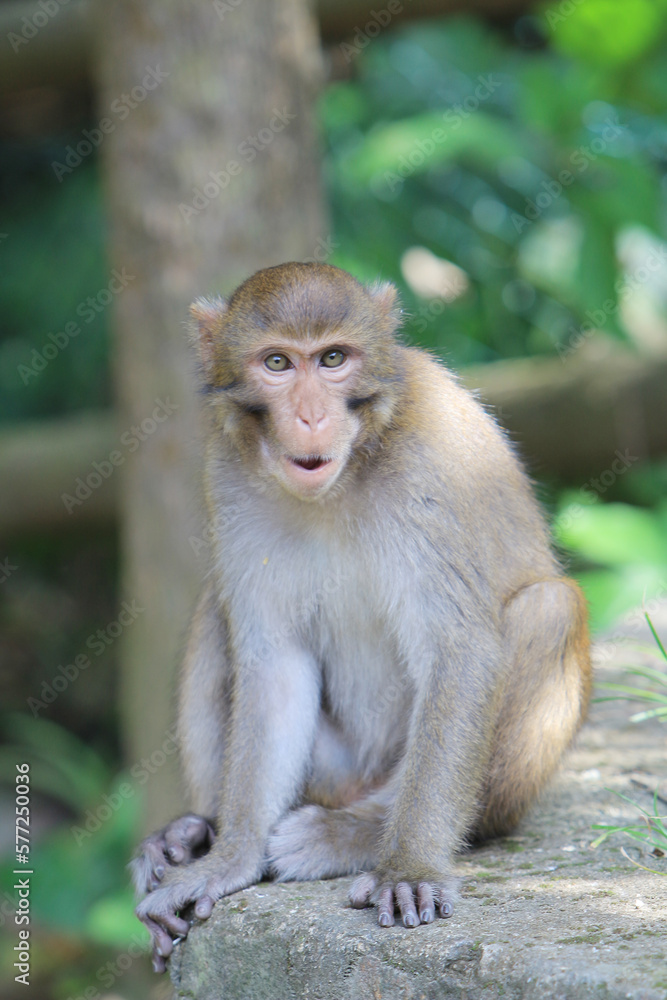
[213, 489, 417, 773]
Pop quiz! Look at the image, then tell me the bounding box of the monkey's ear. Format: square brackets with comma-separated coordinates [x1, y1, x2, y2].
[189, 297, 228, 377]
[367, 281, 402, 327]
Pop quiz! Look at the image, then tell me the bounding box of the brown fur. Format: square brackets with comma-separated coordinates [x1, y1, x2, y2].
[133, 263, 591, 966]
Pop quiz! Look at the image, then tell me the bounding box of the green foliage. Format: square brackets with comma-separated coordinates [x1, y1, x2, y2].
[596, 613, 667, 723]
[322, 13, 667, 364]
[0, 715, 143, 947]
[0, 714, 110, 813]
[590, 615, 667, 869]
[547, 0, 667, 69]
[0, 163, 111, 423]
[591, 788, 667, 862]
[553, 499, 667, 631]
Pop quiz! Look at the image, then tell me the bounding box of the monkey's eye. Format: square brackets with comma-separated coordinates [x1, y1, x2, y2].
[264, 353, 291, 372]
[320, 349, 346, 368]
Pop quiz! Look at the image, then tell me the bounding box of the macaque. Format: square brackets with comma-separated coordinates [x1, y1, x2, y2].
[132, 262, 591, 972]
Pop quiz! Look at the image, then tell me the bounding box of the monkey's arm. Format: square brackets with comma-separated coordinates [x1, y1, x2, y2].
[351, 622, 501, 926]
[131, 586, 225, 903]
[136, 640, 320, 970]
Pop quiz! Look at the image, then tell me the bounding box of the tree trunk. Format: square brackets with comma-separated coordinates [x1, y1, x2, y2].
[95, 0, 326, 829]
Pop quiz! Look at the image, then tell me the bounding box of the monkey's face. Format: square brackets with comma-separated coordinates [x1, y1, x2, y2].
[190, 263, 406, 502]
[247, 338, 363, 500]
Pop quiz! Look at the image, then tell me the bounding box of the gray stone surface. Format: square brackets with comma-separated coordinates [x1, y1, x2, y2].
[170, 650, 667, 1000]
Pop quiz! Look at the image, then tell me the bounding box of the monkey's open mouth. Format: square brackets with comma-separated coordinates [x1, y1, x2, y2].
[289, 455, 332, 472]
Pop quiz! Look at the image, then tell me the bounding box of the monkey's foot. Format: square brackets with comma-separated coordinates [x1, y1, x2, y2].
[268, 805, 336, 880]
[130, 814, 216, 896]
[135, 856, 261, 973]
[349, 872, 458, 928]
[268, 804, 378, 881]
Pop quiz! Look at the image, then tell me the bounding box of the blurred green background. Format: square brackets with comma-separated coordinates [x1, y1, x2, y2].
[1, 2, 667, 997]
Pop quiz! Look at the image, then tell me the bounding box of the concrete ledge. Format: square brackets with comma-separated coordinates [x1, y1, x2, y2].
[170, 654, 667, 1000]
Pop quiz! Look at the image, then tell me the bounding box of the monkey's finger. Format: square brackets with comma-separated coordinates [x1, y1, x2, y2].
[136, 897, 190, 941]
[152, 949, 167, 975]
[166, 844, 185, 863]
[163, 817, 204, 863]
[130, 838, 169, 894]
[376, 885, 395, 927]
[348, 872, 377, 908]
[145, 838, 168, 872]
[142, 909, 190, 948]
[395, 882, 419, 928]
[416, 883, 435, 923]
[194, 894, 216, 919]
[140, 916, 176, 964]
[158, 910, 191, 939]
[164, 814, 215, 863]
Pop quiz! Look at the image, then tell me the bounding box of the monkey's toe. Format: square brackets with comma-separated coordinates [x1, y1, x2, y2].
[163, 814, 216, 863]
[416, 882, 435, 923]
[349, 871, 378, 908]
[349, 872, 458, 927]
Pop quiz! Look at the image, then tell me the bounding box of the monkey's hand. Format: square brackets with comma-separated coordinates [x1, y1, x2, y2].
[130, 814, 216, 896]
[349, 871, 458, 928]
[135, 853, 262, 973]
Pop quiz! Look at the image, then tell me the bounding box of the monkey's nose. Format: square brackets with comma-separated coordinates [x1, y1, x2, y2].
[297, 412, 328, 432]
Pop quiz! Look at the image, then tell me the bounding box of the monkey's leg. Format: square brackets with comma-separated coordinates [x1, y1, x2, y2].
[267, 787, 391, 881]
[177, 584, 230, 816]
[349, 621, 505, 927]
[137, 635, 321, 967]
[133, 586, 230, 966]
[475, 578, 592, 840]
